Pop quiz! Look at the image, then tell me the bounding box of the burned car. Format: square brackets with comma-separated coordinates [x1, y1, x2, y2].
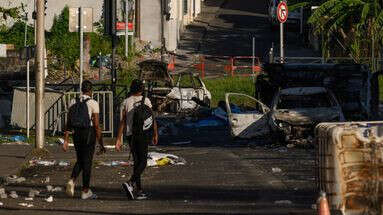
[225, 87, 344, 142]
[269, 87, 345, 143]
[138, 60, 211, 114]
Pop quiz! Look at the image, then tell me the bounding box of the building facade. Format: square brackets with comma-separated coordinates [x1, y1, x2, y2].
[0, 0, 203, 51]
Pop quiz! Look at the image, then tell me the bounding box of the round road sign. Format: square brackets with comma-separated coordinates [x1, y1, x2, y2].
[277, 1, 288, 23]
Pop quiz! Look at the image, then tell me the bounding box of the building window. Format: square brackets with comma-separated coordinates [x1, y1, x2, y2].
[183, 0, 188, 15]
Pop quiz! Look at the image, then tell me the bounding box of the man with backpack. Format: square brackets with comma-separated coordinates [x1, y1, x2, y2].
[63, 80, 106, 199]
[115, 79, 158, 200]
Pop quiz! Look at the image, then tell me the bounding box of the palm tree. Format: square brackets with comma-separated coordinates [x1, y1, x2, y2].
[308, 0, 383, 70]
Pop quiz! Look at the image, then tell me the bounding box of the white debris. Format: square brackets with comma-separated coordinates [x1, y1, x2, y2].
[104, 145, 115, 149]
[6, 175, 26, 183]
[272, 167, 282, 173]
[25, 197, 33, 201]
[274, 200, 292, 205]
[0, 188, 5, 195]
[286, 143, 295, 148]
[46, 185, 53, 192]
[9, 191, 18, 199]
[121, 175, 126, 178]
[0, 193, 7, 199]
[45, 196, 53, 203]
[44, 177, 50, 183]
[52, 187, 62, 192]
[58, 161, 70, 166]
[311, 204, 317, 210]
[57, 138, 64, 145]
[147, 152, 186, 167]
[0, 202, 3, 206]
[29, 160, 56, 166]
[29, 189, 40, 198]
[18, 203, 33, 207]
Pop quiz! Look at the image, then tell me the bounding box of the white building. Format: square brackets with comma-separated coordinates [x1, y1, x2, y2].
[0, 0, 203, 51]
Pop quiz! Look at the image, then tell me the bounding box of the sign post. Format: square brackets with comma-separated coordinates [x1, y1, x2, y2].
[277, 1, 288, 63]
[69, 7, 93, 92]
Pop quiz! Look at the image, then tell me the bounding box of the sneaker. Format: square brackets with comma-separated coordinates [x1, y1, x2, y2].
[81, 189, 97, 200]
[122, 182, 135, 200]
[136, 191, 148, 200]
[66, 179, 75, 197]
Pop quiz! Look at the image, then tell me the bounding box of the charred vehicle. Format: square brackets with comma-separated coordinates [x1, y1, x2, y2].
[269, 87, 345, 143]
[226, 63, 380, 141]
[138, 60, 211, 115]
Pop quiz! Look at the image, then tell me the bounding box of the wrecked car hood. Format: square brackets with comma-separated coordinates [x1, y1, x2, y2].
[272, 108, 341, 125]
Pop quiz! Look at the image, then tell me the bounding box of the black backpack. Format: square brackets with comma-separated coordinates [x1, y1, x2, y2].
[132, 95, 153, 137]
[67, 98, 92, 129]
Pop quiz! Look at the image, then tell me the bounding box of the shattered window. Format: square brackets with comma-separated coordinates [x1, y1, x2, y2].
[277, 93, 332, 109]
[178, 74, 194, 88]
[229, 95, 265, 114]
[193, 76, 203, 88]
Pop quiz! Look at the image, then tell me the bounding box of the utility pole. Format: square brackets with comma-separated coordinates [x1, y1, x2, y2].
[24, 12, 30, 138]
[35, 0, 45, 149]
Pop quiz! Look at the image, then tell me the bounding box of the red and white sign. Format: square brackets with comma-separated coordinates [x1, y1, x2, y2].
[116, 22, 134, 31]
[277, 2, 288, 23]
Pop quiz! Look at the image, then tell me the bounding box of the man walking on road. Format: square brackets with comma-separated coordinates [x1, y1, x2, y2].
[63, 80, 106, 199]
[115, 79, 158, 200]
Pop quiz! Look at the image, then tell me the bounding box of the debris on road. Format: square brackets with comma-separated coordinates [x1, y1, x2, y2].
[98, 161, 132, 167]
[52, 187, 62, 192]
[147, 152, 186, 167]
[274, 200, 292, 205]
[286, 143, 295, 148]
[25, 197, 33, 201]
[29, 189, 40, 198]
[46, 185, 53, 192]
[44, 177, 50, 183]
[0, 202, 3, 206]
[9, 191, 18, 199]
[45, 196, 53, 203]
[18, 203, 33, 207]
[271, 167, 282, 173]
[0, 188, 6, 199]
[29, 159, 71, 167]
[6, 175, 26, 183]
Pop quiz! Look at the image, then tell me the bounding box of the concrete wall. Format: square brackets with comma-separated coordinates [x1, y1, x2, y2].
[0, 0, 103, 31]
[139, 0, 162, 48]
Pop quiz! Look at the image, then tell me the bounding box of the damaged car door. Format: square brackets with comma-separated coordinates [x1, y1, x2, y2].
[225, 93, 270, 138]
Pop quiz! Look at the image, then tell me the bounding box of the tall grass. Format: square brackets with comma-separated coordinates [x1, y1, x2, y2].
[204, 77, 255, 107]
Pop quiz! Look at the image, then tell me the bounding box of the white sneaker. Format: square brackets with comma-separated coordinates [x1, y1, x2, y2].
[66, 179, 75, 197]
[81, 189, 97, 200]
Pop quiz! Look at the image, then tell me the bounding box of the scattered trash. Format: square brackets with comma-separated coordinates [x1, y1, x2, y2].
[98, 161, 131, 167]
[52, 187, 62, 192]
[0, 202, 3, 206]
[274, 200, 292, 205]
[147, 152, 186, 167]
[0, 188, 5, 195]
[311, 204, 317, 210]
[121, 175, 126, 178]
[29, 189, 40, 198]
[25, 197, 33, 201]
[9, 135, 27, 143]
[44, 177, 50, 183]
[6, 175, 26, 183]
[272, 167, 282, 173]
[171, 141, 191, 145]
[286, 143, 295, 148]
[18, 203, 33, 208]
[58, 161, 70, 167]
[9, 191, 18, 199]
[46, 185, 53, 192]
[104, 145, 115, 149]
[0, 188, 6, 199]
[45, 196, 53, 203]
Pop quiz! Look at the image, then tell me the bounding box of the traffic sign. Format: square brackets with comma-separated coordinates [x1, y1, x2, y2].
[277, 2, 288, 23]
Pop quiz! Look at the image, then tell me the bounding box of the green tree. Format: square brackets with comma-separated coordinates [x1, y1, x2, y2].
[308, 0, 383, 70]
[0, 21, 34, 48]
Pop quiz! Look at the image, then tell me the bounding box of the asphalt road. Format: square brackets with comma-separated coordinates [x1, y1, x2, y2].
[0, 123, 318, 215]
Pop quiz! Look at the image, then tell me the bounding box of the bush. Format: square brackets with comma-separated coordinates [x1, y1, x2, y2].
[0, 21, 34, 49]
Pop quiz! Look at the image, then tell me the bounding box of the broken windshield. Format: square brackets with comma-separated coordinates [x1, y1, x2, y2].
[277, 93, 333, 109]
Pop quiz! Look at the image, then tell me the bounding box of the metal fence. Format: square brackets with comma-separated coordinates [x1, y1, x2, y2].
[42, 91, 114, 137]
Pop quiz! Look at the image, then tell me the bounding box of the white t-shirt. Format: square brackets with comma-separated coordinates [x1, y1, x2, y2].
[69, 95, 100, 126]
[121, 95, 152, 136]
